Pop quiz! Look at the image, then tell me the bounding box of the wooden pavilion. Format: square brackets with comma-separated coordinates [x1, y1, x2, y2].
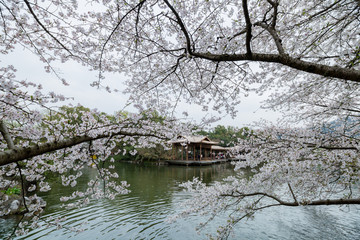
[168, 135, 229, 164]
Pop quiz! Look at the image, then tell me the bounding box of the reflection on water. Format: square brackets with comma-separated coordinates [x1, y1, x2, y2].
[1, 162, 359, 240]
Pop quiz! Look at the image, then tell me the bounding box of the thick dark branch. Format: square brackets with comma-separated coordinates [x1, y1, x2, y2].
[0, 121, 15, 149]
[307, 198, 360, 206]
[0, 129, 167, 167]
[189, 52, 360, 82]
[228, 28, 247, 41]
[242, 0, 252, 57]
[221, 191, 297, 205]
[161, 0, 358, 81]
[17, 162, 29, 213]
[266, 0, 278, 28]
[134, 1, 145, 50]
[163, 0, 192, 54]
[246, 192, 298, 206]
[254, 21, 285, 55]
[308, 144, 359, 151]
[223, 192, 360, 206]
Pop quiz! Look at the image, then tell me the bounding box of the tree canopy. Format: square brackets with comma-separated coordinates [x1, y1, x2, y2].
[0, 0, 359, 238]
[197, 125, 250, 147]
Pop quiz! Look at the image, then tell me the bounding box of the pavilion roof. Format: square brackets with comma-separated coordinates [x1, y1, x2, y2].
[211, 145, 228, 151]
[169, 135, 219, 145]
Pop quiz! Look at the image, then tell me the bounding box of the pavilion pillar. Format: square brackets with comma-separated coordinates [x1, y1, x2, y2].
[174, 144, 177, 160]
[186, 145, 189, 161]
[172, 144, 174, 160]
[200, 144, 202, 161]
[181, 145, 183, 161]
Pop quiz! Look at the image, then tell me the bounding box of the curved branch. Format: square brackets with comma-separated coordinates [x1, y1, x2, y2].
[307, 198, 360, 205]
[23, 0, 73, 56]
[242, 0, 252, 57]
[189, 52, 360, 82]
[163, 0, 192, 54]
[287, 183, 298, 204]
[162, 0, 359, 81]
[98, 0, 146, 83]
[254, 21, 284, 55]
[266, 0, 278, 28]
[0, 120, 15, 149]
[0, 129, 167, 167]
[223, 191, 360, 206]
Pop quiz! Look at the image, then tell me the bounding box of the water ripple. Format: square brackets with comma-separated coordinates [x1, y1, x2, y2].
[2, 162, 359, 240]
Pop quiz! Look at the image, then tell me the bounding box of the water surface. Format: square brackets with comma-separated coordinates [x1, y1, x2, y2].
[1, 162, 359, 239]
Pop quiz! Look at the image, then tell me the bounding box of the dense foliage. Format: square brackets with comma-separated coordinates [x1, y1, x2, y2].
[197, 125, 251, 147]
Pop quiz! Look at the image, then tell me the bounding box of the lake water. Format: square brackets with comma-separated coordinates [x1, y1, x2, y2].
[1, 162, 360, 239]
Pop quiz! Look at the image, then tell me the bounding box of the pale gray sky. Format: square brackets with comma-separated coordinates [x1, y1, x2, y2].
[3, 47, 280, 128]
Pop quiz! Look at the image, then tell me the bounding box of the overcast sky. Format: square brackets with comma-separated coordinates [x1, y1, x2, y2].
[3, 47, 281, 129]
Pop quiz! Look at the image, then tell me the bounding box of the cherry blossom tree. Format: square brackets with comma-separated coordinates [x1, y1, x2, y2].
[0, 0, 360, 238]
[0, 76, 186, 236]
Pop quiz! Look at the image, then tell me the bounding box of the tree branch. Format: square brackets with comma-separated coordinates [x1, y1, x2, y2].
[287, 183, 298, 204]
[254, 21, 285, 55]
[163, 0, 193, 54]
[242, 0, 252, 57]
[223, 191, 360, 206]
[0, 120, 15, 149]
[98, 0, 146, 83]
[266, 0, 278, 28]
[307, 198, 360, 206]
[307, 144, 359, 151]
[0, 129, 167, 167]
[161, 0, 358, 81]
[23, 0, 73, 56]
[0, 120, 30, 235]
[189, 52, 360, 82]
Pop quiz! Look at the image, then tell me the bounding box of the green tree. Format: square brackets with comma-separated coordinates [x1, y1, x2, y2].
[197, 125, 251, 147]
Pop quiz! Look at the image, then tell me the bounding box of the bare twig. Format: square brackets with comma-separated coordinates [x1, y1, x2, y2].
[287, 183, 298, 204]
